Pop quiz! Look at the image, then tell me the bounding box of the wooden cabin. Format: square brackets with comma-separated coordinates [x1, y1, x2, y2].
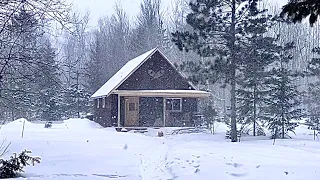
[91, 48, 209, 128]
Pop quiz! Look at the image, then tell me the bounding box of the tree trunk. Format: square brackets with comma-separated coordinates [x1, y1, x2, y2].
[280, 60, 285, 139]
[230, 0, 237, 142]
[253, 85, 257, 136]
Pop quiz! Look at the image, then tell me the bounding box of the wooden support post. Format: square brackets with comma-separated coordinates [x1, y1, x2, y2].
[163, 97, 166, 127]
[21, 119, 26, 138]
[117, 95, 121, 128]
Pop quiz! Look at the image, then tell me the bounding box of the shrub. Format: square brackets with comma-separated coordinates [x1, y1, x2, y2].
[0, 150, 41, 178]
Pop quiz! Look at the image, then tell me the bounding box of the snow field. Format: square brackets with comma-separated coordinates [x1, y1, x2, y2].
[0, 118, 320, 179]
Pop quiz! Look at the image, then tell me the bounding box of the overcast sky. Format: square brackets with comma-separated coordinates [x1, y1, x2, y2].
[68, 0, 289, 27]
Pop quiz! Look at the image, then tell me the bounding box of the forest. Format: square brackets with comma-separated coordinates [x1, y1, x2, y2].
[1, 0, 320, 142]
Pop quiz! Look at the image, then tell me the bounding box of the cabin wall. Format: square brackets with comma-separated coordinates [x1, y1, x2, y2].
[93, 96, 198, 127]
[110, 94, 118, 126]
[140, 97, 163, 127]
[93, 96, 113, 127]
[120, 96, 125, 126]
[165, 98, 198, 127]
[118, 51, 194, 91]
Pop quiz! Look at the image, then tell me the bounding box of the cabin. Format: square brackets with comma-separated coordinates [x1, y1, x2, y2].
[91, 48, 209, 128]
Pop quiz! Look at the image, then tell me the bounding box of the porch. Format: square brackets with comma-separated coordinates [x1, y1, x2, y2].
[112, 90, 209, 128]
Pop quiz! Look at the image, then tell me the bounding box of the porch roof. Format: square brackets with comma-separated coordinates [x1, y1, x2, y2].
[111, 90, 210, 98]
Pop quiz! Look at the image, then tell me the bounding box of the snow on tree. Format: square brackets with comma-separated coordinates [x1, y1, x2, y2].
[236, 12, 277, 136]
[265, 42, 302, 139]
[0, 0, 73, 121]
[304, 47, 320, 131]
[172, 0, 267, 142]
[281, 0, 320, 26]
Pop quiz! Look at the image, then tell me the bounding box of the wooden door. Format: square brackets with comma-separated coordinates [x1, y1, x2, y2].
[125, 97, 139, 126]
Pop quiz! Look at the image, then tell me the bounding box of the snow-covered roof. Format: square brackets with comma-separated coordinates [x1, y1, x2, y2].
[91, 48, 197, 99]
[112, 90, 210, 98]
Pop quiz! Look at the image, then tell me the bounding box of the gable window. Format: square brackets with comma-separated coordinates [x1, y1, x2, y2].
[102, 97, 106, 108]
[96, 99, 99, 108]
[97, 98, 103, 108]
[166, 98, 182, 112]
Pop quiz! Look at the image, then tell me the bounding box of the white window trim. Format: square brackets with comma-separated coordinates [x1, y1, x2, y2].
[166, 98, 182, 112]
[97, 98, 100, 108]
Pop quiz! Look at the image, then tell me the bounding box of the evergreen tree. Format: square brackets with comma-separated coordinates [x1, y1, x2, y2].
[0, 0, 72, 122]
[304, 47, 320, 131]
[61, 12, 91, 118]
[172, 0, 265, 142]
[33, 39, 63, 121]
[281, 0, 320, 26]
[1, 7, 65, 121]
[236, 14, 277, 136]
[2, 7, 44, 120]
[266, 42, 302, 139]
[85, 31, 106, 94]
[304, 85, 320, 131]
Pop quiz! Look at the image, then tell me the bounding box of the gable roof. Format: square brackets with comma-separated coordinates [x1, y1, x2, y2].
[91, 48, 196, 99]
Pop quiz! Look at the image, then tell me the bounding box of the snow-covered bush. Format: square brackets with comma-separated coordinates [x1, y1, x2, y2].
[239, 123, 266, 136]
[44, 121, 52, 128]
[0, 150, 41, 178]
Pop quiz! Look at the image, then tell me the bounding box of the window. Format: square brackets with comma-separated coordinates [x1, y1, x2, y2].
[96, 99, 100, 108]
[129, 103, 136, 111]
[166, 98, 182, 111]
[102, 97, 105, 108]
[97, 98, 103, 108]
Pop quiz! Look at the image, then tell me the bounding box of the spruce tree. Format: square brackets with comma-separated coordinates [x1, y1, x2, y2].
[236, 14, 277, 136]
[2, 7, 43, 120]
[33, 39, 63, 121]
[281, 0, 320, 26]
[304, 85, 320, 132]
[266, 42, 302, 139]
[172, 0, 264, 142]
[305, 47, 320, 131]
[1, 7, 64, 121]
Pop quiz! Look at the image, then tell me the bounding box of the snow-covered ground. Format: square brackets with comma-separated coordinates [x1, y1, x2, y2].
[0, 118, 320, 180]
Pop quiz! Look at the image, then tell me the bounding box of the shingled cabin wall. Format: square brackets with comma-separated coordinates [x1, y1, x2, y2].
[93, 95, 116, 127]
[117, 51, 193, 91]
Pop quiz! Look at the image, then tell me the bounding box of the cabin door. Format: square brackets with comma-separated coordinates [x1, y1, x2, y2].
[125, 97, 139, 126]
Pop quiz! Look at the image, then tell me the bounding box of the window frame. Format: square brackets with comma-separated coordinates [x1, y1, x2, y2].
[128, 102, 138, 111]
[166, 98, 182, 112]
[102, 97, 106, 108]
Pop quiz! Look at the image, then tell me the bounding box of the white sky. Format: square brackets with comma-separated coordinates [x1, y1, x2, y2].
[69, 0, 289, 27]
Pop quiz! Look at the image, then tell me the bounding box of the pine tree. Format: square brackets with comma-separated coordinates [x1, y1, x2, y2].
[281, 0, 320, 26]
[33, 39, 63, 121]
[85, 31, 108, 94]
[172, 0, 265, 142]
[61, 12, 91, 118]
[2, 7, 44, 120]
[304, 85, 320, 132]
[236, 14, 277, 136]
[266, 42, 302, 139]
[304, 47, 320, 131]
[1, 7, 64, 121]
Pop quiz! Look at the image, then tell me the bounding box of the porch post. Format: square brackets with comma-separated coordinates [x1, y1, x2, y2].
[163, 97, 166, 127]
[117, 95, 121, 127]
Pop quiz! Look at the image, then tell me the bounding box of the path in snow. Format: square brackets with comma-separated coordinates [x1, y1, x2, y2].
[139, 136, 174, 180]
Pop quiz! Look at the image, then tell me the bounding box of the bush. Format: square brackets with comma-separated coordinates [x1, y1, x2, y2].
[44, 121, 52, 128]
[0, 150, 41, 178]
